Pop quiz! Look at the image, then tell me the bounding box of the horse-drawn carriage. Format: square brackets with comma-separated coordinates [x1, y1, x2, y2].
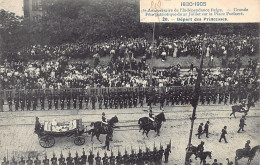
[34, 117, 88, 148]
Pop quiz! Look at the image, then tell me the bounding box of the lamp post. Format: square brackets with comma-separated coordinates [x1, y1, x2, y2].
[185, 39, 206, 164]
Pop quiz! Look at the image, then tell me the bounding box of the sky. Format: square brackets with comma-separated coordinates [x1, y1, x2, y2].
[0, 0, 24, 16]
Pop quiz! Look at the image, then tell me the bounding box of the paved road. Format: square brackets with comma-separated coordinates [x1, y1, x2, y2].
[0, 104, 259, 164]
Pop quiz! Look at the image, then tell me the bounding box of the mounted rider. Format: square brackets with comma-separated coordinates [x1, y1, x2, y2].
[244, 140, 251, 156]
[148, 107, 154, 121]
[102, 112, 109, 132]
[196, 141, 205, 159]
[240, 99, 247, 112]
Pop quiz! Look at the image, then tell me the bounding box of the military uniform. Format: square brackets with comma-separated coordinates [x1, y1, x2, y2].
[74, 152, 80, 165]
[60, 95, 65, 110]
[51, 154, 58, 165]
[116, 152, 123, 165]
[7, 95, 13, 111]
[42, 156, 49, 165]
[66, 152, 74, 165]
[81, 149, 87, 165]
[128, 93, 133, 108]
[34, 156, 41, 165]
[109, 152, 116, 165]
[26, 93, 31, 111]
[14, 95, 19, 111]
[133, 93, 138, 108]
[98, 95, 103, 109]
[18, 157, 25, 165]
[87, 151, 94, 165]
[91, 95, 96, 110]
[139, 92, 144, 107]
[130, 150, 137, 165]
[54, 94, 59, 110]
[67, 95, 71, 110]
[136, 149, 143, 165]
[73, 94, 77, 109]
[159, 94, 165, 110]
[104, 93, 108, 109]
[119, 93, 124, 109]
[123, 93, 128, 108]
[26, 156, 33, 165]
[224, 91, 229, 105]
[10, 157, 17, 165]
[85, 94, 90, 109]
[95, 152, 101, 165]
[114, 94, 119, 109]
[123, 151, 130, 165]
[102, 153, 109, 165]
[48, 94, 52, 110]
[164, 145, 171, 163]
[109, 93, 114, 109]
[58, 154, 65, 165]
[32, 94, 38, 111]
[40, 94, 45, 110]
[238, 116, 246, 133]
[79, 95, 83, 109]
[20, 93, 25, 111]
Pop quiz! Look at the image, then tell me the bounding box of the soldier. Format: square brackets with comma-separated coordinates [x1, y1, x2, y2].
[109, 151, 116, 165]
[219, 126, 228, 143]
[116, 151, 123, 165]
[85, 93, 90, 109]
[164, 145, 171, 163]
[159, 93, 165, 110]
[234, 89, 239, 104]
[196, 123, 203, 139]
[26, 92, 32, 111]
[95, 151, 101, 165]
[229, 87, 234, 104]
[18, 156, 25, 165]
[196, 141, 204, 159]
[109, 93, 114, 109]
[104, 92, 109, 109]
[98, 95, 103, 109]
[206, 91, 211, 105]
[43, 154, 49, 165]
[165, 91, 170, 106]
[91, 95, 96, 110]
[34, 155, 41, 165]
[60, 94, 65, 110]
[123, 93, 128, 108]
[54, 94, 59, 110]
[102, 152, 109, 165]
[40, 93, 45, 110]
[7, 94, 13, 111]
[123, 150, 129, 165]
[51, 153, 57, 165]
[238, 115, 246, 133]
[136, 148, 143, 165]
[133, 92, 138, 108]
[26, 156, 33, 165]
[128, 93, 133, 108]
[200, 91, 205, 105]
[74, 152, 80, 165]
[2, 157, 9, 165]
[14, 94, 19, 111]
[73, 93, 77, 109]
[130, 150, 137, 165]
[20, 92, 25, 111]
[81, 149, 87, 165]
[119, 93, 124, 109]
[48, 93, 52, 110]
[66, 152, 74, 165]
[224, 91, 229, 105]
[203, 121, 210, 138]
[105, 134, 110, 151]
[79, 94, 83, 110]
[244, 140, 251, 156]
[58, 152, 65, 165]
[10, 156, 17, 165]
[87, 150, 94, 165]
[159, 145, 164, 163]
[66, 94, 71, 110]
[32, 94, 37, 111]
[139, 91, 144, 107]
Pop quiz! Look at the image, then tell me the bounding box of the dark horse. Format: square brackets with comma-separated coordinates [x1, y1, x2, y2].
[186, 145, 212, 164]
[235, 145, 260, 164]
[138, 112, 166, 137]
[89, 115, 119, 142]
[230, 102, 254, 118]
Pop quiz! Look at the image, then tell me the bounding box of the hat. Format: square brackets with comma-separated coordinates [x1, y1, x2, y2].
[102, 112, 105, 116]
[247, 140, 250, 143]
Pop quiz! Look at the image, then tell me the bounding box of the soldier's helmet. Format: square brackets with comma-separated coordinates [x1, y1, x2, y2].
[97, 151, 99, 156]
[247, 140, 251, 143]
[200, 123, 203, 125]
[60, 152, 63, 158]
[76, 152, 78, 157]
[102, 112, 105, 116]
[104, 152, 107, 156]
[201, 141, 205, 144]
[111, 151, 113, 156]
[207, 121, 210, 124]
[82, 148, 85, 155]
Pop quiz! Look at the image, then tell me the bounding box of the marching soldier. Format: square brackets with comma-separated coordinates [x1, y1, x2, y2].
[123, 150, 129, 165]
[224, 91, 229, 105]
[18, 156, 25, 165]
[91, 94, 96, 110]
[7, 94, 13, 111]
[109, 93, 114, 109]
[109, 151, 116, 165]
[105, 134, 110, 151]
[114, 94, 119, 109]
[43, 154, 49, 165]
[48, 93, 52, 110]
[164, 145, 171, 163]
[85, 93, 90, 109]
[119, 93, 124, 109]
[79, 94, 83, 110]
[40, 93, 45, 110]
[137, 148, 143, 165]
[58, 153, 65, 165]
[74, 152, 80, 165]
[88, 150, 94, 165]
[73, 93, 77, 109]
[81, 149, 87, 165]
[159, 146, 164, 163]
[143, 148, 150, 164]
[2, 157, 9, 165]
[98, 95, 103, 109]
[116, 151, 123, 165]
[128, 93, 133, 108]
[219, 126, 228, 143]
[133, 92, 138, 108]
[20, 92, 25, 111]
[34, 155, 41, 165]
[238, 115, 246, 133]
[51, 153, 57, 165]
[14, 95, 19, 111]
[95, 151, 101, 165]
[139, 91, 144, 107]
[26, 156, 33, 165]
[130, 150, 137, 165]
[102, 152, 109, 165]
[66, 152, 74, 165]
[10, 156, 17, 165]
[123, 93, 128, 108]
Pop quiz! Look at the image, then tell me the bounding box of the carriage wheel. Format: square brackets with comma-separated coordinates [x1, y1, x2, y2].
[39, 135, 55, 148]
[74, 136, 85, 146]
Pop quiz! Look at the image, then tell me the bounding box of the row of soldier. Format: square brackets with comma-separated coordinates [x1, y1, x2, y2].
[3, 85, 258, 111]
[1, 145, 171, 165]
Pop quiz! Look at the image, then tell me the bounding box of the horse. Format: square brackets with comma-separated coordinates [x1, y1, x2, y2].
[198, 151, 212, 164]
[185, 145, 212, 164]
[230, 102, 254, 118]
[138, 112, 166, 137]
[235, 145, 260, 164]
[89, 115, 119, 142]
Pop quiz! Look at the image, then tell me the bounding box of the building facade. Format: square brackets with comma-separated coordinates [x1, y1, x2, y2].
[24, 0, 43, 21]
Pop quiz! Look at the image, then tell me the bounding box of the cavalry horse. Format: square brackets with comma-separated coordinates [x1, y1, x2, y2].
[186, 145, 212, 164]
[230, 102, 254, 118]
[89, 115, 118, 142]
[138, 112, 166, 137]
[235, 145, 260, 164]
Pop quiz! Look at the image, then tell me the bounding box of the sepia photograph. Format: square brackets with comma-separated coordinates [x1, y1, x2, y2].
[0, 0, 259, 164]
